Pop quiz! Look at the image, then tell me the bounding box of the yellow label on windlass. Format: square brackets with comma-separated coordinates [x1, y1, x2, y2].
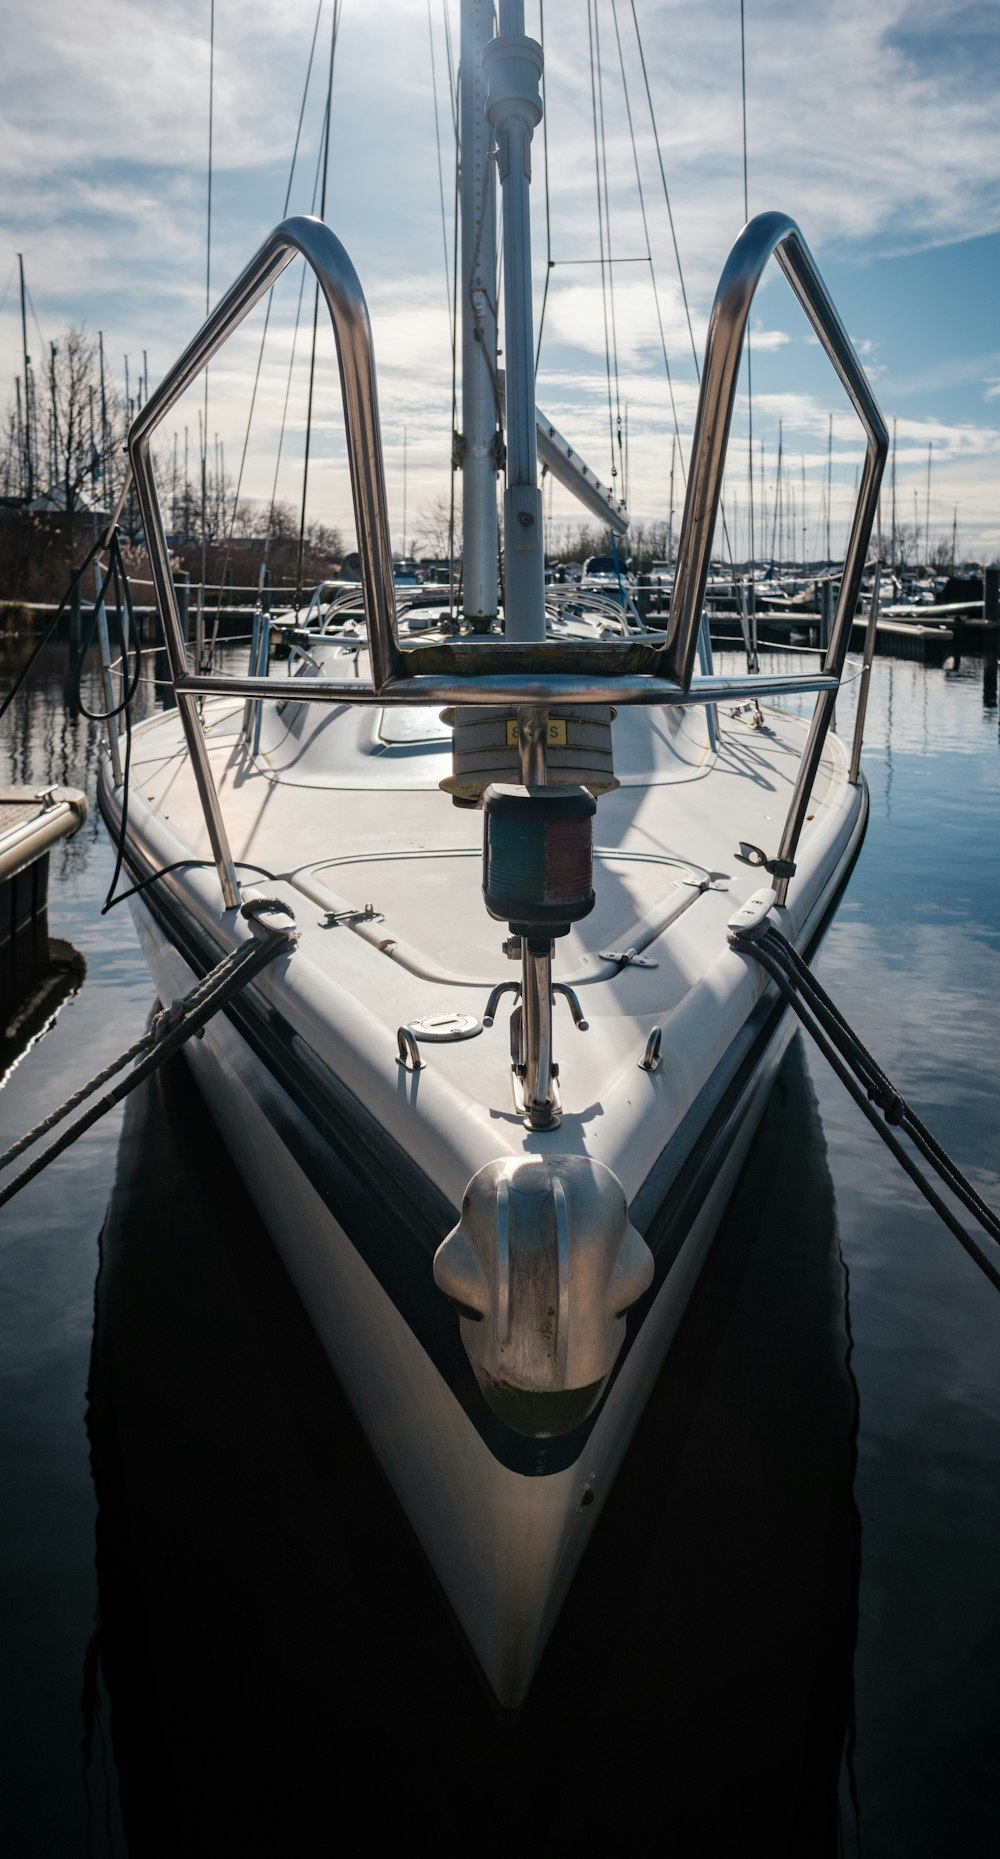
[505, 718, 568, 748]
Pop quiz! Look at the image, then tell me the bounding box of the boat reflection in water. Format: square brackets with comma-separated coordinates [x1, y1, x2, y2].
[89, 1032, 858, 1854]
[0, 935, 86, 1088]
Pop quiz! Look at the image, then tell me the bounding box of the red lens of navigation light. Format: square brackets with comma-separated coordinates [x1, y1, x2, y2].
[482, 784, 596, 935]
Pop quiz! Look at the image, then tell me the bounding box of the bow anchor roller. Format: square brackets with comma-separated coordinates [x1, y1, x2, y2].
[434, 1156, 654, 1438]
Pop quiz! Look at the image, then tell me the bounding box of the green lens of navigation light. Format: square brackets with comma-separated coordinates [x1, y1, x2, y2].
[482, 784, 596, 935]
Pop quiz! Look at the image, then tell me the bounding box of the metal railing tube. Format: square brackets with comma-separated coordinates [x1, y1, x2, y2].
[849, 557, 882, 785]
[128, 214, 399, 695]
[127, 215, 400, 906]
[773, 445, 885, 901]
[130, 439, 242, 907]
[667, 212, 888, 693]
[173, 668, 840, 707]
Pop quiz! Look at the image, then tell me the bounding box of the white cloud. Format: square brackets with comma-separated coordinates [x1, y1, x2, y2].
[749, 325, 791, 352]
[1, 0, 998, 549]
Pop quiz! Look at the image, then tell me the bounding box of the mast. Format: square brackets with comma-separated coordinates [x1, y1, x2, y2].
[459, 0, 499, 629]
[826, 411, 832, 563]
[14, 378, 23, 500]
[890, 416, 897, 572]
[18, 254, 33, 502]
[925, 440, 932, 569]
[49, 341, 58, 500]
[770, 417, 783, 566]
[667, 434, 676, 563]
[98, 332, 108, 504]
[623, 403, 629, 506]
[485, 0, 545, 641]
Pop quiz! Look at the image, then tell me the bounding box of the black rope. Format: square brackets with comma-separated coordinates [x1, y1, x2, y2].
[103, 856, 276, 913]
[762, 928, 1000, 1245]
[0, 901, 296, 1211]
[82, 534, 142, 914]
[0, 528, 116, 726]
[729, 918, 1000, 1292]
[0, 525, 147, 916]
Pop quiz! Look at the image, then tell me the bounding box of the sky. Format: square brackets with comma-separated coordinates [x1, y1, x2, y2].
[1, 0, 998, 566]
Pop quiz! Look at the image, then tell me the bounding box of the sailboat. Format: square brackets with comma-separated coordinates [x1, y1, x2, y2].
[97, 1, 886, 1705]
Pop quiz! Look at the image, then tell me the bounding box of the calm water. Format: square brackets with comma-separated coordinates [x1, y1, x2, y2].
[0, 635, 998, 1855]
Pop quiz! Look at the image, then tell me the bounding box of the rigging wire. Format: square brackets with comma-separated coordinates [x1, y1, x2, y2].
[608, 0, 686, 491]
[263, 111, 330, 563]
[587, 0, 618, 488]
[0, 257, 15, 320]
[448, 43, 460, 613]
[201, 0, 215, 596]
[593, 0, 625, 496]
[296, 0, 342, 603]
[741, 0, 757, 669]
[442, 0, 457, 138]
[23, 278, 58, 499]
[626, 0, 742, 600]
[23, 281, 48, 387]
[534, 0, 554, 376]
[429, 1, 456, 353]
[444, 0, 464, 609]
[220, 0, 326, 576]
[628, 0, 698, 376]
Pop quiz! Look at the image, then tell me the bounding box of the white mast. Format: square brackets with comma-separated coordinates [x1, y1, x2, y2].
[460, 0, 499, 630]
[484, 0, 545, 642]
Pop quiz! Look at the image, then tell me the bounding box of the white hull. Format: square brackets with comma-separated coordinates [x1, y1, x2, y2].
[96, 14, 889, 1705]
[122, 735, 862, 1702]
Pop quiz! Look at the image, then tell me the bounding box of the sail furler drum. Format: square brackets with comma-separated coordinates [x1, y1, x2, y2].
[440, 705, 618, 804]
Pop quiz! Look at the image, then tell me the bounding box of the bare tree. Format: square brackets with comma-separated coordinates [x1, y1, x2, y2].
[43, 327, 129, 524]
[891, 522, 921, 571]
[627, 520, 670, 570]
[415, 492, 461, 562]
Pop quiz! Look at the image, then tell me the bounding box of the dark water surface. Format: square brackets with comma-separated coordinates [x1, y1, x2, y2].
[0, 639, 997, 1855]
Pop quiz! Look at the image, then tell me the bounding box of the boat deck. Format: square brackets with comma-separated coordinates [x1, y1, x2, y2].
[110, 691, 858, 1211]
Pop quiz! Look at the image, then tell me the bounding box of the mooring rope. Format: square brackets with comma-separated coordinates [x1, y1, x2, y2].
[0, 899, 296, 1210]
[729, 908, 1000, 1292]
